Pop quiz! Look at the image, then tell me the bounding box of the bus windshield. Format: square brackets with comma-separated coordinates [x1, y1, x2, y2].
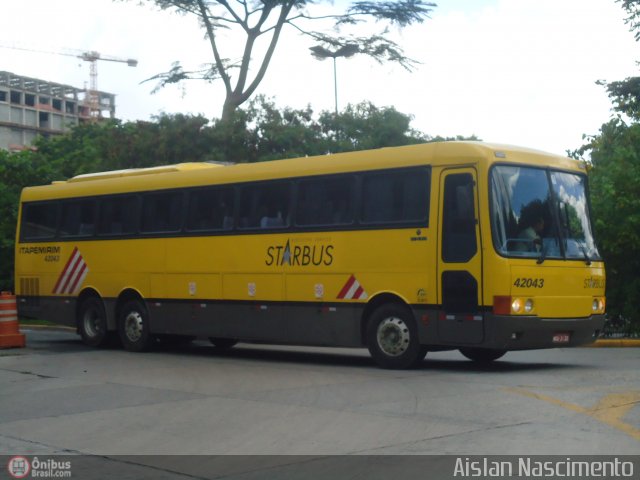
[490, 165, 601, 261]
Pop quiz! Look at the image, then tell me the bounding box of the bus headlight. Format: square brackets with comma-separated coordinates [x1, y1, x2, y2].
[592, 297, 606, 313]
[524, 299, 534, 313]
[511, 298, 523, 314]
[493, 296, 536, 315]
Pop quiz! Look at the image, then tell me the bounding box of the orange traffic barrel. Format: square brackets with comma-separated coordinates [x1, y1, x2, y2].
[0, 291, 26, 348]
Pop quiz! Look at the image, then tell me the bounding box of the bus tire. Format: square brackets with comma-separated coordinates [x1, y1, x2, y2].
[459, 347, 506, 363]
[78, 296, 109, 348]
[366, 304, 423, 369]
[209, 337, 238, 350]
[118, 299, 154, 352]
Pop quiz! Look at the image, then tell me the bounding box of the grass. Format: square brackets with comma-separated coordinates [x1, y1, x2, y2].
[19, 318, 58, 327]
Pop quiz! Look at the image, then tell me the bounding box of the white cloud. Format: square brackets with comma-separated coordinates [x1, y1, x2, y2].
[1, 0, 638, 155]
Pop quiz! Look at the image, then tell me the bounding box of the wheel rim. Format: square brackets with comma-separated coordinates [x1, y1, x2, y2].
[82, 307, 101, 338]
[376, 316, 410, 356]
[124, 311, 144, 343]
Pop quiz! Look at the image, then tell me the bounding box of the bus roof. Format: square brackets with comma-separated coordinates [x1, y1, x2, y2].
[64, 162, 223, 183]
[21, 142, 584, 201]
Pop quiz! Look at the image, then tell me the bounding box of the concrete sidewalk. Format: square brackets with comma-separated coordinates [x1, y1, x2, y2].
[590, 338, 640, 348]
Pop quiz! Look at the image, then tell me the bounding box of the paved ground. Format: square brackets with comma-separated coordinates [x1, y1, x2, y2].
[0, 328, 639, 477]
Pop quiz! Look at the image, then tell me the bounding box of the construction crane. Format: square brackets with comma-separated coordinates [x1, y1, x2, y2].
[77, 51, 138, 119]
[0, 44, 137, 119]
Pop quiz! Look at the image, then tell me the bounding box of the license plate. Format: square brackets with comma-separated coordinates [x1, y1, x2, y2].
[552, 333, 570, 343]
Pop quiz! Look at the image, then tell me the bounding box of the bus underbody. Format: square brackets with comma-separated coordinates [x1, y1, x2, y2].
[19, 294, 605, 367]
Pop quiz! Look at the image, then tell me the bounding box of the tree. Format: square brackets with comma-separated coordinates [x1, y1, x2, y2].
[132, 0, 436, 120]
[597, 77, 640, 120]
[576, 119, 640, 329]
[599, 1, 640, 119]
[319, 101, 426, 151]
[243, 96, 324, 161]
[572, 0, 640, 331]
[619, 0, 640, 41]
[0, 150, 56, 290]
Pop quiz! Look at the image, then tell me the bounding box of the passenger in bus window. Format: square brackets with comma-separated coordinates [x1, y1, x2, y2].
[220, 202, 233, 230]
[516, 200, 545, 252]
[260, 206, 284, 228]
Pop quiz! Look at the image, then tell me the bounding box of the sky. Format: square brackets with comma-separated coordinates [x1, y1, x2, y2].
[1, 0, 638, 156]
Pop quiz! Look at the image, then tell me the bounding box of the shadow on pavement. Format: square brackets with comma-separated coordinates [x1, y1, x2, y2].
[19, 328, 594, 373]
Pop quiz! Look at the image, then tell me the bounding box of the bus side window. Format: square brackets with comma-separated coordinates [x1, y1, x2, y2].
[361, 168, 430, 225]
[239, 182, 291, 230]
[141, 192, 183, 233]
[21, 202, 58, 240]
[442, 173, 477, 263]
[60, 200, 96, 237]
[186, 187, 235, 232]
[295, 176, 354, 227]
[97, 196, 138, 236]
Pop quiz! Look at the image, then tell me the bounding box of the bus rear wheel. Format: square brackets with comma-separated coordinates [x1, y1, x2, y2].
[78, 296, 109, 348]
[366, 304, 425, 369]
[459, 347, 507, 363]
[118, 299, 154, 352]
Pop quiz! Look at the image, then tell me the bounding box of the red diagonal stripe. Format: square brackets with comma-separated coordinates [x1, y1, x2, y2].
[66, 262, 87, 294]
[58, 251, 81, 294]
[52, 247, 78, 294]
[337, 275, 356, 299]
[353, 286, 364, 300]
[61, 254, 84, 294]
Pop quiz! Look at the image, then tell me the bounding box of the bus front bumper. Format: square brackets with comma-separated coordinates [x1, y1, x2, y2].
[482, 313, 606, 350]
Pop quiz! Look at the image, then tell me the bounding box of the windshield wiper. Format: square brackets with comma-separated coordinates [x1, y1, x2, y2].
[536, 242, 547, 264]
[579, 243, 592, 266]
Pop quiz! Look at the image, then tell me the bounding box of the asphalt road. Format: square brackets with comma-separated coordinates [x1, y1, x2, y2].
[0, 327, 639, 477]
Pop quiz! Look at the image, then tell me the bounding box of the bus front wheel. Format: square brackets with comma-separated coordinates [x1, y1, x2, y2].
[366, 304, 425, 369]
[118, 300, 154, 352]
[459, 347, 507, 363]
[78, 296, 109, 348]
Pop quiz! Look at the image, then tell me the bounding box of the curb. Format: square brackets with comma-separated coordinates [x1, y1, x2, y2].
[19, 323, 75, 332]
[588, 339, 640, 348]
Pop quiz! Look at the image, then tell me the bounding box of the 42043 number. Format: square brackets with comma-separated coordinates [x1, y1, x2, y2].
[513, 277, 544, 288]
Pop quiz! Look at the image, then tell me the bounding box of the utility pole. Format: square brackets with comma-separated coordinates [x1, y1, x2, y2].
[310, 44, 359, 114]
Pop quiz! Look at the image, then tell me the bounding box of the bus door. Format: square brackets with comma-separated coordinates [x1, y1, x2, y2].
[436, 168, 484, 344]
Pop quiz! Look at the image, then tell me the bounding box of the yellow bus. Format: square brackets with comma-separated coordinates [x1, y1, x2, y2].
[14, 142, 606, 368]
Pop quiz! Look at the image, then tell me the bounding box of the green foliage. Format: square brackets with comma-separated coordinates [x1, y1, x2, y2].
[0, 99, 477, 290]
[578, 118, 640, 325]
[246, 100, 323, 161]
[574, 0, 640, 330]
[598, 77, 640, 120]
[35, 115, 217, 173]
[0, 150, 56, 290]
[319, 102, 425, 151]
[618, 0, 640, 41]
[600, 2, 640, 121]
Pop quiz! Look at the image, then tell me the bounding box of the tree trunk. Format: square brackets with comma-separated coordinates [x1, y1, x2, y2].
[221, 96, 241, 123]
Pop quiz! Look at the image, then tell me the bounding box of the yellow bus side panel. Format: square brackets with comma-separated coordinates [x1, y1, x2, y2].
[156, 229, 433, 304]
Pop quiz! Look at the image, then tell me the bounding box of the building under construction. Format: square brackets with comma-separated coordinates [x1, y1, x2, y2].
[0, 70, 116, 151]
